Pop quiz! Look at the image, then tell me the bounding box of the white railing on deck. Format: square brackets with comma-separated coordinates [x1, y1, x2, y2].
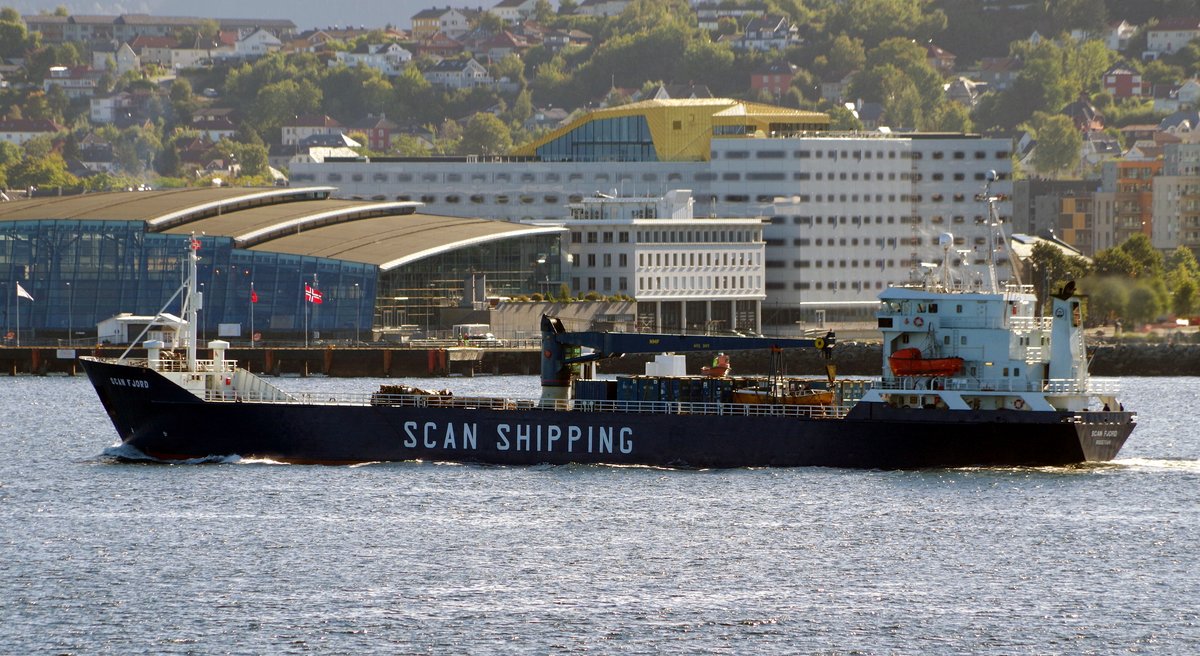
[876, 376, 1119, 395]
[114, 357, 238, 373]
[1008, 316, 1053, 331]
[201, 389, 851, 419]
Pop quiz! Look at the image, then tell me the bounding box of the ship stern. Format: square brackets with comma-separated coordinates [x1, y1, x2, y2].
[1074, 411, 1136, 462]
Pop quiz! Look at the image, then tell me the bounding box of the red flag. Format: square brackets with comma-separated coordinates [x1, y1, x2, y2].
[251, 288, 258, 303]
[305, 284, 322, 304]
[190, 238, 201, 251]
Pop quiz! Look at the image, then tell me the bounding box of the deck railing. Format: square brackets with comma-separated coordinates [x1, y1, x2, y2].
[876, 376, 1120, 395]
[201, 389, 851, 419]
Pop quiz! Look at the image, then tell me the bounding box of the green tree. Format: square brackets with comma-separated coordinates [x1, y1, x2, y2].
[927, 101, 973, 132]
[1092, 247, 1139, 277]
[1027, 112, 1081, 177]
[1172, 276, 1197, 317]
[1165, 245, 1200, 277]
[1117, 233, 1163, 277]
[0, 16, 34, 59]
[505, 88, 534, 126]
[1085, 277, 1128, 325]
[1126, 284, 1162, 324]
[813, 34, 866, 80]
[825, 0, 947, 49]
[478, 12, 504, 33]
[490, 54, 526, 87]
[458, 113, 513, 155]
[826, 104, 864, 131]
[0, 141, 21, 188]
[534, 0, 555, 23]
[7, 151, 77, 189]
[392, 133, 431, 156]
[1031, 241, 1091, 308]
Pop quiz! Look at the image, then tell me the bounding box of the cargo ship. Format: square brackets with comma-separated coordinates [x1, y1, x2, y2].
[80, 192, 1135, 469]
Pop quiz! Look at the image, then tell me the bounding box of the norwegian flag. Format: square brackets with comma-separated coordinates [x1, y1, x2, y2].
[305, 284, 322, 304]
[190, 237, 201, 251]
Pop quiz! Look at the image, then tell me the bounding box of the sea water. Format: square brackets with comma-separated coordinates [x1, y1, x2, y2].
[0, 375, 1197, 654]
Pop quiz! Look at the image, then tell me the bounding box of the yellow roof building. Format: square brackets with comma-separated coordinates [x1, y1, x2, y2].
[512, 98, 828, 162]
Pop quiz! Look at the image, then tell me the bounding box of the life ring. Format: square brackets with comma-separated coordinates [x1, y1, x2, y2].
[913, 316, 924, 327]
[1013, 398, 1025, 410]
[813, 337, 825, 349]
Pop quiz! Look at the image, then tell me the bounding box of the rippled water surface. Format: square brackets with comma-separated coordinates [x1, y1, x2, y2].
[1, 375, 1198, 654]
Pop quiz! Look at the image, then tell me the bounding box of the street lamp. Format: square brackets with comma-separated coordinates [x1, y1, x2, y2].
[353, 282, 360, 344]
[66, 281, 73, 347]
[199, 282, 205, 342]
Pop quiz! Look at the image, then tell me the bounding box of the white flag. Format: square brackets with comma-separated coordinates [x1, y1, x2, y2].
[15, 282, 33, 301]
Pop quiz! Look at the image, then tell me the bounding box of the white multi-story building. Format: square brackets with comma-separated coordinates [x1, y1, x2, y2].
[332, 43, 413, 77]
[290, 99, 1012, 328]
[1152, 141, 1200, 252]
[533, 189, 766, 331]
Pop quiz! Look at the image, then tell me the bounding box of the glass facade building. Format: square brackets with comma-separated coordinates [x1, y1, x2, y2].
[377, 234, 563, 331]
[535, 116, 658, 162]
[0, 220, 375, 342]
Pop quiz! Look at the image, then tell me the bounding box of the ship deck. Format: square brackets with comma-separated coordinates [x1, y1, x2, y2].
[202, 389, 854, 419]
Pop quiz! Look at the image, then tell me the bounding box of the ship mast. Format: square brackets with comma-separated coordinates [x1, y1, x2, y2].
[185, 235, 201, 371]
[976, 171, 1020, 291]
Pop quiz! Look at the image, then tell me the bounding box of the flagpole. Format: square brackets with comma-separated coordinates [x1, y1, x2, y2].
[304, 278, 309, 349]
[14, 291, 19, 348]
[249, 281, 254, 349]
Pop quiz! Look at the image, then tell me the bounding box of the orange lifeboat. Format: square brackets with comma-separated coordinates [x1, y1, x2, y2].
[888, 347, 964, 377]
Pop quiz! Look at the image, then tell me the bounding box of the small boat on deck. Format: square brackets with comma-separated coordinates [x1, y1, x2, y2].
[731, 380, 835, 406]
[888, 347, 965, 377]
[700, 353, 731, 377]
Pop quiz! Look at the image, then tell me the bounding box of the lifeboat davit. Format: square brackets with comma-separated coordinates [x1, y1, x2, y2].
[888, 347, 964, 377]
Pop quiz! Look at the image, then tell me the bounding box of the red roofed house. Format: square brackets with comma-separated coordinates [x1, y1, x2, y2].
[480, 30, 532, 62]
[348, 114, 399, 151]
[925, 43, 956, 75]
[1103, 64, 1147, 100]
[751, 61, 796, 97]
[127, 34, 180, 66]
[0, 118, 66, 145]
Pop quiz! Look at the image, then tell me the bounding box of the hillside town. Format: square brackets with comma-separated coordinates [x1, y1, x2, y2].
[3, 0, 1200, 335]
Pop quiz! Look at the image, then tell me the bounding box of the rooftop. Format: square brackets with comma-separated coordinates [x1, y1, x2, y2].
[0, 186, 563, 270]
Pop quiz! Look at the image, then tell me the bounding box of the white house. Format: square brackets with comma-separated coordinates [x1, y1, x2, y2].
[333, 43, 413, 76]
[281, 114, 346, 146]
[421, 58, 493, 89]
[1147, 18, 1200, 57]
[43, 66, 100, 99]
[90, 92, 136, 124]
[411, 7, 472, 39]
[734, 15, 800, 52]
[0, 118, 65, 146]
[489, 0, 538, 25]
[229, 28, 282, 59]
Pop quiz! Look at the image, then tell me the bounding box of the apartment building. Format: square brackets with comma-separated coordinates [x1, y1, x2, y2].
[290, 99, 1013, 327]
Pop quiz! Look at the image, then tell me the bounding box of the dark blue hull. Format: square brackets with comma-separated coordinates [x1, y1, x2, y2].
[81, 358, 1135, 469]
